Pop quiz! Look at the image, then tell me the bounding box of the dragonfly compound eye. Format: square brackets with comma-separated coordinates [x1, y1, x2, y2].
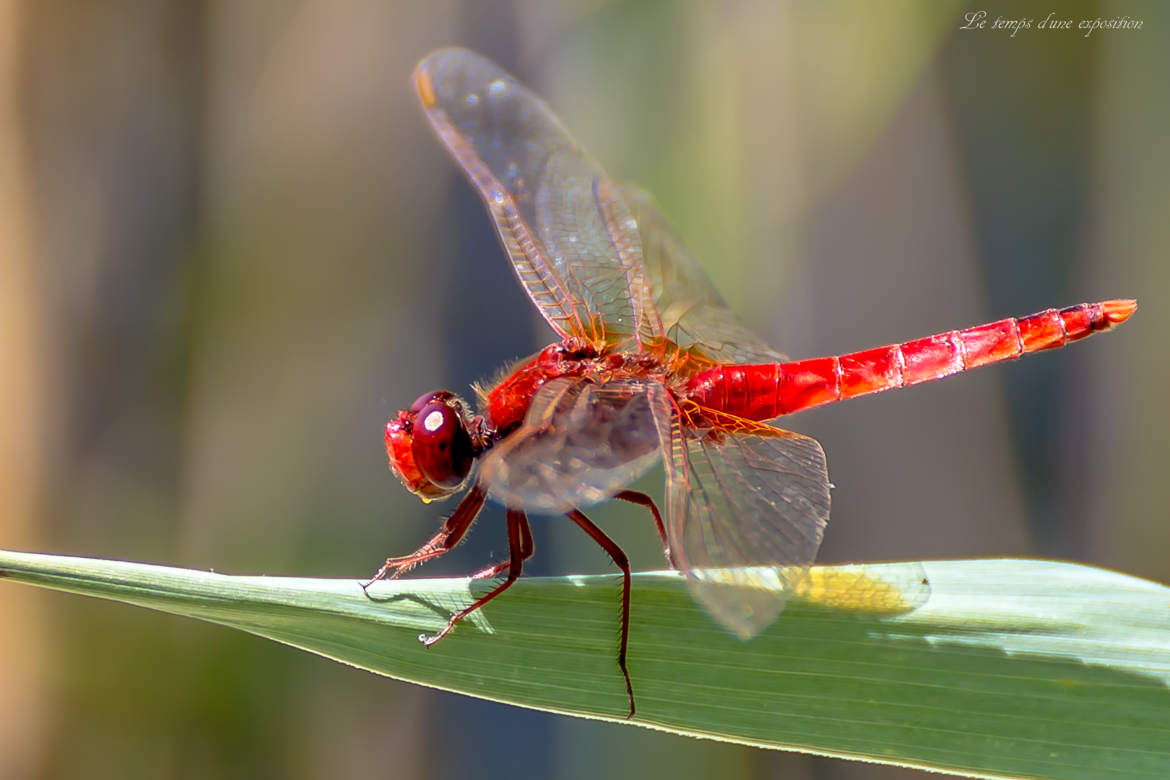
[411, 398, 474, 489]
[385, 389, 473, 501]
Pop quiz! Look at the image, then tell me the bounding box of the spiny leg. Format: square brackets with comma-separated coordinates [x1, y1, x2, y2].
[469, 511, 534, 580]
[422, 510, 531, 646]
[566, 508, 636, 719]
[362, 482, 487, 589]
[615, 490, 675, 569]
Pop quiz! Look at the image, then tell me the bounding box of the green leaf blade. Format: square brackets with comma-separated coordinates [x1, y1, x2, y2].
[2, 550, 1168, 779]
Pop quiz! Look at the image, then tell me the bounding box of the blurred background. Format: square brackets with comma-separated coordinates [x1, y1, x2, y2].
[1, 0, 1165, 778]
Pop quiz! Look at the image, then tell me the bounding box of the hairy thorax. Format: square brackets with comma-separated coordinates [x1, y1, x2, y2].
[483, 339, 667, 436]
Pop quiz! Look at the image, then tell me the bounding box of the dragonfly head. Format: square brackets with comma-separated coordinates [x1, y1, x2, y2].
[385, 390, 477, 502]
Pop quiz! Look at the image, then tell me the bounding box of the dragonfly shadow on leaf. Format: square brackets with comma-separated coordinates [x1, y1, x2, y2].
[359, 579, 496, 637]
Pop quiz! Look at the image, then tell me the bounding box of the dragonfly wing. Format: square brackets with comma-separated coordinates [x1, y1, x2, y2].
[480, 377, 663, 514]
[415, 49, 662, 350]
[652, 401, 830, 639]
[621, 185, 786, 365]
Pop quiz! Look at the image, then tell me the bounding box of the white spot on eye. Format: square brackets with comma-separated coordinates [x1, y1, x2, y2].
[487, 79, 507, 95]
[466, 93, 479, 106]
[422, 410, 446, 433]
[490, 188, 506, 204]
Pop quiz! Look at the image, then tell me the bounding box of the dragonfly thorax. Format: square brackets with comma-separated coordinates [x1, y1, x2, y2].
[483, 340, 655, 436]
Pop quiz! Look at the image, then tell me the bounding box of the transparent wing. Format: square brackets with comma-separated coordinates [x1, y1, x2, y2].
[415, 49, 662, 350]
[621, 186, 787, 366]
[479, 377, 663, 514]
[652, 400, 831, 639]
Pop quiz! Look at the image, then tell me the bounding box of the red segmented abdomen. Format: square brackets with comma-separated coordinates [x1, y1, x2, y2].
[685, 299, 1136, 421]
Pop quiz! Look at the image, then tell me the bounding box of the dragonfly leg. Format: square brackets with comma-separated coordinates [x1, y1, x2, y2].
[566, 508, 636, 719]
[469, 511, 534, 579]
[615, 490, 676, 569]
[362, 482, 487, 589]
[422, 510, 531, 646]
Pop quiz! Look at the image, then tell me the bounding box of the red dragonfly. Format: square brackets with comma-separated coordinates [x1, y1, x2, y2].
[373, 48, 1135, 717]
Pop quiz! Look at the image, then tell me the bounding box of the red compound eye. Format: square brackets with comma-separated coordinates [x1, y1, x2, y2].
[411, 398, 474, 489]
